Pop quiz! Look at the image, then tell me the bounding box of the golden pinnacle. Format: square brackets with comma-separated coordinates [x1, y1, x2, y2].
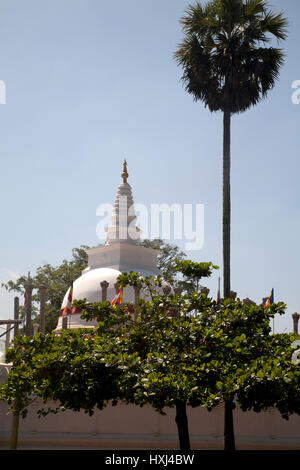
[122, 159, 129, 183]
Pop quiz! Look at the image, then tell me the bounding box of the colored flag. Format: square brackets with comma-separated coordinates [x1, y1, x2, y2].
[264, 288, 274, 307]
[111, 287, 122, 306]
[62, 284, 73, 318]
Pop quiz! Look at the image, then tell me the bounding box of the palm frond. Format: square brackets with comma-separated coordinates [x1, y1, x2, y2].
[259, 11, 288, 41]
[174, 0, 288, 114]
[244, 0, 267, 17]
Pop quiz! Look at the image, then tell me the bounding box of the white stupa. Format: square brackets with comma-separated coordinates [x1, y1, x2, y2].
[54, 161, 160, 332]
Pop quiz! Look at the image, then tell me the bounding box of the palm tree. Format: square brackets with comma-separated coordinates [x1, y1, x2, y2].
[174, 0, 287, 451]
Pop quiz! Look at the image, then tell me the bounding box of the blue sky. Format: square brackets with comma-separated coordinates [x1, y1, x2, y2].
[0, 0, 299, 334]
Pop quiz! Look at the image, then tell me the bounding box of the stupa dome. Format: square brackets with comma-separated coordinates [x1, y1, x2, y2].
[54, 267, 137, 332]
[54, 160, 160, 333]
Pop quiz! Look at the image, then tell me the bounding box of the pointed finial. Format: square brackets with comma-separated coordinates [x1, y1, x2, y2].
[122, 159, 129, 183]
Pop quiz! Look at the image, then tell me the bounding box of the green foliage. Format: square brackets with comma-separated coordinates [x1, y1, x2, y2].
[77, 272, 298, 423]
[174, 260, 219, 291]
[1, 266, 299, 450]
[1, 330, 128, 418]
[236, 333, 300, 419]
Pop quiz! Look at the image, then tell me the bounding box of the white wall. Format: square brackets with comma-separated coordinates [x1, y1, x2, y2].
[1, 401, 299, 450]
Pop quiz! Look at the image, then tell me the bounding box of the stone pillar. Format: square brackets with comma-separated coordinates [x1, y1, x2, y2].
[243, 298, 256, 306]
[200, 287, 210, 296]
[62, 316, 68, 330]
[229, 291, 237, 300]
[134, 286, 141, 306]
[100, 281, 109, 302]
[25, 283, 33, 337]
[14, 297, 19, 337]
[114, 282, 119, 293]
[5, 324, 11, 351]
[162, 285, 171, 295]
[292, 313, 300, 335]
[33, 323, 39, 335]
[39, 285, 47, 334]
[174, 286, 183, 296]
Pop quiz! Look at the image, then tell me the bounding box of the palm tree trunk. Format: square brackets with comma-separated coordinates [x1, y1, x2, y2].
[223, 109, 235, 450]
[175, 400, 190, 451]
[223, 109, 231, 299]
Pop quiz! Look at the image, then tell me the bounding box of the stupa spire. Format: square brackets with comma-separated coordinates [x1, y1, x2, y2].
[105, 160, 140, 245]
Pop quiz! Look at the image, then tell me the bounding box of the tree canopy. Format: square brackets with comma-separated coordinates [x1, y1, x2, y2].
[1, 263, 299, 451]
